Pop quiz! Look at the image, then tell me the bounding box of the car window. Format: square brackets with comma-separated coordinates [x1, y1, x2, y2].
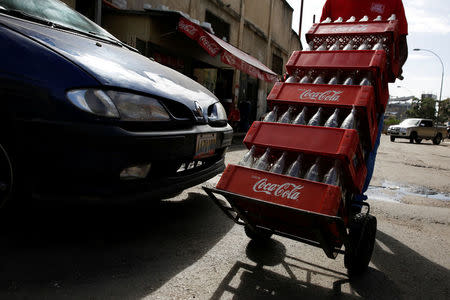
[400, 119, 420, 126]
[0, 0, 116, 41]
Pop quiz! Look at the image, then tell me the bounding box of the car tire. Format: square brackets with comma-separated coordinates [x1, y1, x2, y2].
[414, 138, 422, 144]
[244, 224, 273, 241]
[409, 132, 417, 143]
[344, 213, 377, 277]
[0, 143, 14, 209]
[433, 134, 442, 145]
[390, 136, 395, 142]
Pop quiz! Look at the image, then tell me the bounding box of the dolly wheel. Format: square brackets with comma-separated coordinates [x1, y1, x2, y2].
[244, 225, 273, 241]
[344, 213, 377, 276]
[390, 136, 395, 142]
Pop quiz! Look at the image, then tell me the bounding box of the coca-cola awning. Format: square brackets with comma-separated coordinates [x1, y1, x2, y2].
[178, 17, 278, 82]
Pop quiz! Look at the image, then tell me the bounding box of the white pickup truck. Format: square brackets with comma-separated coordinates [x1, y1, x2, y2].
[387, 118, 447, 145]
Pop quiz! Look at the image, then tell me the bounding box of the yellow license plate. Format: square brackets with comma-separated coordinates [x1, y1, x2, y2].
[194, 133, 217, 159]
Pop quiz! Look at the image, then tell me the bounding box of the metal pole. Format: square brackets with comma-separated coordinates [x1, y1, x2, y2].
[298, 0, 304, 39]
[413, 48, 445, 122]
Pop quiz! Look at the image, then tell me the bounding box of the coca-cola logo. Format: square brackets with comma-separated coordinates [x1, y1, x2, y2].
[199, 35, 220, 55]
[298, 89, 343, 102]
[253, 178, 304, 201]
[179, 19, 198, 36]
[329, 24, 369, 33]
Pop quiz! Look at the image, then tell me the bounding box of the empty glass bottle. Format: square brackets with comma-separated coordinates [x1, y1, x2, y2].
[292, 106, 308, 125]
[322, 17, 332, 23]
[328, 76, 339, 85]
[263, 106, 279, 122]
[299, 71, 313, 84]
[372, 38, 384, 50]
[313, 74, 325, 84]
[334, 17, 343, 23]
[359, 15, 369, 22]
[305, 158, 321, 182]
[343, 76, 354, 85]
[346, 16, 356, 22]
[357, 39, 370, 50]
[285, 154, 304, 178]
[307, 107, 323, 126]
[359, 77, 372, 86]
[387, 14, 397, 21]
[316, 42, 328, 51]
[373, 15, 382, 21]
[285, 76, 299, 83]
[238, 145, 256, 167]
[340, 106, 356, 129]
[269, 151, 288, 174]
[329, 40, 341, 51]
[278, 106, 294, 123]
[323, 160, 341, 186]
[253, 148, 271, 171]
[343, 40, 354, 51]
[324, 108, 340, 128]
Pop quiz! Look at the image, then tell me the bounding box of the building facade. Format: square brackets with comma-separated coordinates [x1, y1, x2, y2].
[62, 0, 302, 130]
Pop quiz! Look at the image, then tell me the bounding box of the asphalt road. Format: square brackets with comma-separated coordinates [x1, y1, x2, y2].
[0, 135, 448, 299]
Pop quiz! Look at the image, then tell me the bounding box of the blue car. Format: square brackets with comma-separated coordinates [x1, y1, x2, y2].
[0, 0, 233, 206]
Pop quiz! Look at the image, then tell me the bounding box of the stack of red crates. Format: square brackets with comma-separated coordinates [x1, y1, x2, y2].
[216, 19, 399, 227]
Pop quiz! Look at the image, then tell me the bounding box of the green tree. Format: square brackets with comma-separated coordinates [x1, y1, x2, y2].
[406, 97, 436, 120]
[437, 98, 449, 124]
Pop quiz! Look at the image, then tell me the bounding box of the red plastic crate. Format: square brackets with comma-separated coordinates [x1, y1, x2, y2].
[267, 82, 378, 149]
[285, 50, 389, 112]
[216, 164, 342, 217]
[305, 20, 399, 82]
[244, 121, 367, 192]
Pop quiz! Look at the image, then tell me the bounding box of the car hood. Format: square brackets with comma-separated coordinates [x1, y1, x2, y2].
[2, 16, 218, 112]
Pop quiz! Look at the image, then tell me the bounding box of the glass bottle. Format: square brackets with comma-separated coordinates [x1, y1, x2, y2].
[346, 16, 356, 22]
[323, 160, 341, 186]
[305, 158, 321, 182]
[343, 39, 354, 51]
[324, 108, 340, 128]
[263, 106, 279, 122]
[269, 151, 288, 174]
[316, 42, 328, 51]
[329, 40, 341, 51]
[340, 106, 356, 129]
[292, 106, 308, 125]
[253, 148, 271, 171]
[307, 107, 323, 126]
[285, 154, 304, 178]
[278, 106, 294, 124]
[238, 145, 256, 167]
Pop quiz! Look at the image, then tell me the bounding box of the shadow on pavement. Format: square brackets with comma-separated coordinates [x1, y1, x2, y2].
[211, 239, 359, 299]
[0, 192, 234, 299]
[212, 229, 449, 299]
[353, 230, 450, 299]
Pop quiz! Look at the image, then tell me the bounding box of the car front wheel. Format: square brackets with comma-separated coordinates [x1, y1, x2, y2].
[433, 134, 442, 145]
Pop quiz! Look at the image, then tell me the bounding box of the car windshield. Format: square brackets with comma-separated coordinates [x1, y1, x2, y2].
[399, 119, 420, 126]
[0, 0, 117, 41]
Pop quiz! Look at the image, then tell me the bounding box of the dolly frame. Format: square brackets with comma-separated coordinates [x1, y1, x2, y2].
[203, 186, 371, 260]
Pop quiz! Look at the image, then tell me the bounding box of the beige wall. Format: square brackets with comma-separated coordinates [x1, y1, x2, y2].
[271, 0, 293, 52]
[127, 0, 190, 12]
[244, 0, 270, 35]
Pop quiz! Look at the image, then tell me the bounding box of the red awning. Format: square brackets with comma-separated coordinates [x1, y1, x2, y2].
[178, 17, 278, 82]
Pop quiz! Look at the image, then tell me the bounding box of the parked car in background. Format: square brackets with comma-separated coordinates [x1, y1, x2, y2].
[0, 0, 233, 207]
[447, 121, 450, 138]
[387, 118, 446, 145]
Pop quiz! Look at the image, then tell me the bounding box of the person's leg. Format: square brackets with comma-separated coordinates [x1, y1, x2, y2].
[352, 114, 385, 211]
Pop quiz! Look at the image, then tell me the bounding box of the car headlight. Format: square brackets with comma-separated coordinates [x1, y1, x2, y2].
[67, 89, 171, 121]
[400, 128, 407, 133]
[208, 102, 227, 124]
